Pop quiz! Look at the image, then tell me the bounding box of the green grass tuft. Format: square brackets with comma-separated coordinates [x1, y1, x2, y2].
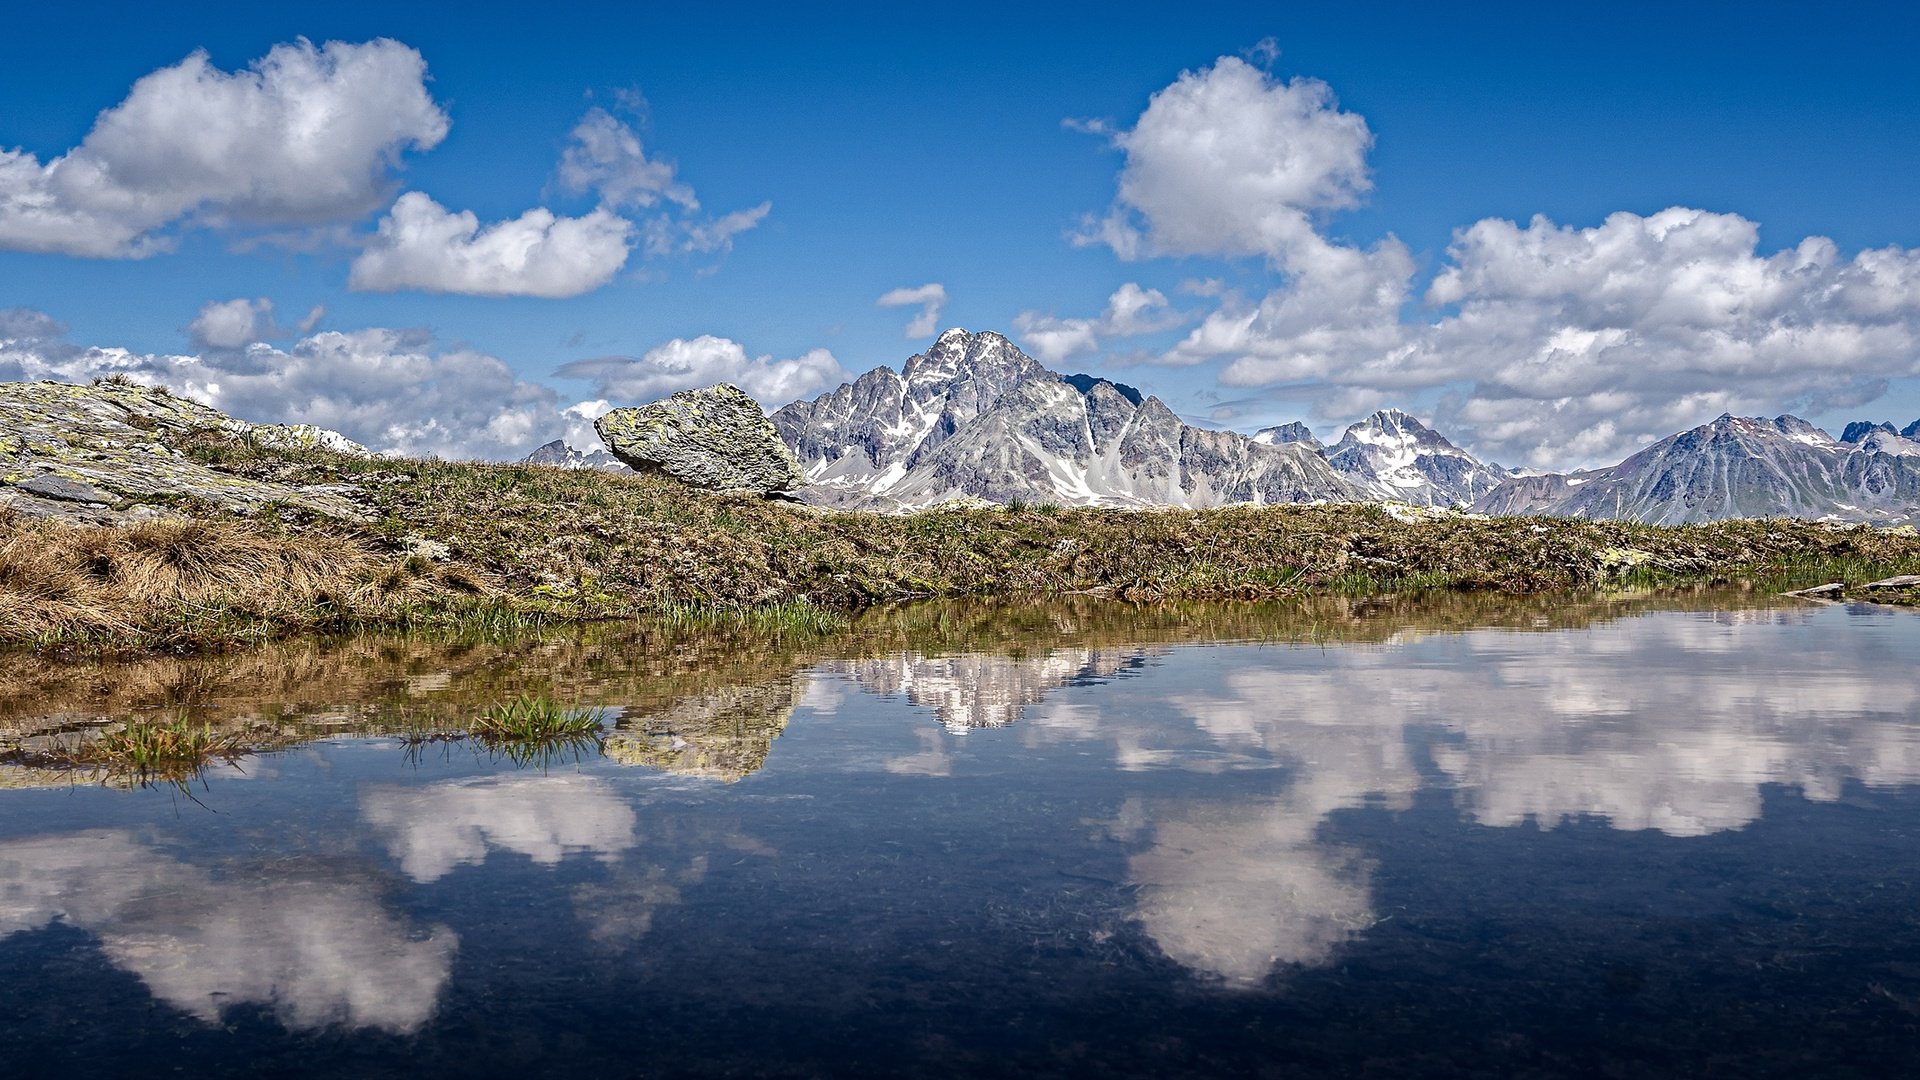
[470, 693, 605, 741]
[57, 714, 250, 785]
[651, 597, 849, 636]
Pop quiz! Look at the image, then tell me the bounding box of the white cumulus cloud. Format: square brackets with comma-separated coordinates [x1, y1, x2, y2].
[1176, 207, 1920, 469]
[876, 283, 948, 338]
[557, 334, 848, 406]
[557, 106, 697, 211]
[348, 192, 636, 299]
[1013, 282, 1184, 363]
[1076, 55, 1374, 266]
[187, 297, 275, 349]
[1409, 208, 1920, 467]
[0, 38, 448, 257]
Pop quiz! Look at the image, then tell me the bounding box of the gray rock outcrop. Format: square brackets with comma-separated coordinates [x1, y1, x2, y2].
[595, 384, 804, 496]
[0, 380, 365, 524]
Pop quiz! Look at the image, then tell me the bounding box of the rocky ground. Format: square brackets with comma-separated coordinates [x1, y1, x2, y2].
[0, 378, 364, 524]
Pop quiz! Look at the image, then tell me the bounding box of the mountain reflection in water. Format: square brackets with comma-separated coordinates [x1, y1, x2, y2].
[1, 590, 1918, 1077]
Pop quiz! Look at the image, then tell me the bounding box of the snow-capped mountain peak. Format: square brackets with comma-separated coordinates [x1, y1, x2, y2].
[1251, 421, 1321, 451]
[1324, 409, 1506, 506]
[770, 329, 1361, 510]
[1469, 413, 1920, 524]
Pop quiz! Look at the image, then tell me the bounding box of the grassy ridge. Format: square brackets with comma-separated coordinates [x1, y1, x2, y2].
[3, 434, 1918, 651]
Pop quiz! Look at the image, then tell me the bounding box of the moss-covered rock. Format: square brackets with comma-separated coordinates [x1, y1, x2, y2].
[595, 384, 805, 496]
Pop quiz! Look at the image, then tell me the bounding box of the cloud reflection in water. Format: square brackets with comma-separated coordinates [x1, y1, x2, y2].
[360, 774, 639, 883]
[842, 608, 1920, 984]
[0, 832, 455, 1033]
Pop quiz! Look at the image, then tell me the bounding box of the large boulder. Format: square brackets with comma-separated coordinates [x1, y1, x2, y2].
[594, 385, 805, 496]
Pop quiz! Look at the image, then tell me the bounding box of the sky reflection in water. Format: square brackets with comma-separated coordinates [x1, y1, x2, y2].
[1, 594, 1917, 1076]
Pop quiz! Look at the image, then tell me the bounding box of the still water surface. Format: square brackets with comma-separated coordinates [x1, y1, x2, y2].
[2, 592, 1918, 1077]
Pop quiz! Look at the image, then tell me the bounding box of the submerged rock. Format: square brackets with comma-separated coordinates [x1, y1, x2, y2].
[0, 380, 364, 524]
[595, 384, 804, 496]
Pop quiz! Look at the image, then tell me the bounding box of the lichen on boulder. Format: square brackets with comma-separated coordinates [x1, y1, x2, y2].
[594, 384, 805, 496]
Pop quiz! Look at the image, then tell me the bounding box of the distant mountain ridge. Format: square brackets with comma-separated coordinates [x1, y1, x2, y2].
[1469, 414, 1920, 524]
[522, 439, 627, 472]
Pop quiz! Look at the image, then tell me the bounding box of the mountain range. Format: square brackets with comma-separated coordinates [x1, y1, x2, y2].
[525, 327, 1920, 524]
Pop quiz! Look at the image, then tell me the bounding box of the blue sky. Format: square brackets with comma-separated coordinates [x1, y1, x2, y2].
[3, 1, 1919, 467]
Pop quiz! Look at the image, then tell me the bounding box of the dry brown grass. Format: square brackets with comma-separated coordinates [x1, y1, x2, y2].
[0, 513, 488, 649]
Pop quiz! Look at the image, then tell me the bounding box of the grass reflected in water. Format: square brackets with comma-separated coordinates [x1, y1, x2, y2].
[0, 584, 1906, 789]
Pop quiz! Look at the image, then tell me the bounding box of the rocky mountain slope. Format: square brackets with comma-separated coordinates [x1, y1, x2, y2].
[1471, 414, 1920, 524]
[769, 329, 1362, 510]
[1252, 422, 1320, 450]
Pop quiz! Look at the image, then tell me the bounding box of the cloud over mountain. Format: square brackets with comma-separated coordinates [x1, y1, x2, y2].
[1014, 283, 1182, 363]
[558, 335, 846, 405]
[1, 310, 567, 459]
[876, 283, 948, 338]
[1074, 52, 1920, 470]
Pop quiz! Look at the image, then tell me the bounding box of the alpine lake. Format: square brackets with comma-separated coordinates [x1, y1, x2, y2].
[2, 589, 1918, 1078]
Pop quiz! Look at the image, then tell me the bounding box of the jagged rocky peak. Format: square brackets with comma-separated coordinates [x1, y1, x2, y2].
[1251, 421, 1321, 451]
[1841, 418, 1920, 447]
[1691, 413, 1839, 450]
[1841, 420, 1898, 444]
[1336, 409, 1456, 451]
[902, 328, 1046, 397]
[1062, 372, 1143, 406]
[1324, 408, 1507, 507]
[770, 329, 1362, 510]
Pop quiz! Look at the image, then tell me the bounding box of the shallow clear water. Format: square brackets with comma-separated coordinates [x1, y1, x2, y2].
[2, 593, 1919, 1078]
